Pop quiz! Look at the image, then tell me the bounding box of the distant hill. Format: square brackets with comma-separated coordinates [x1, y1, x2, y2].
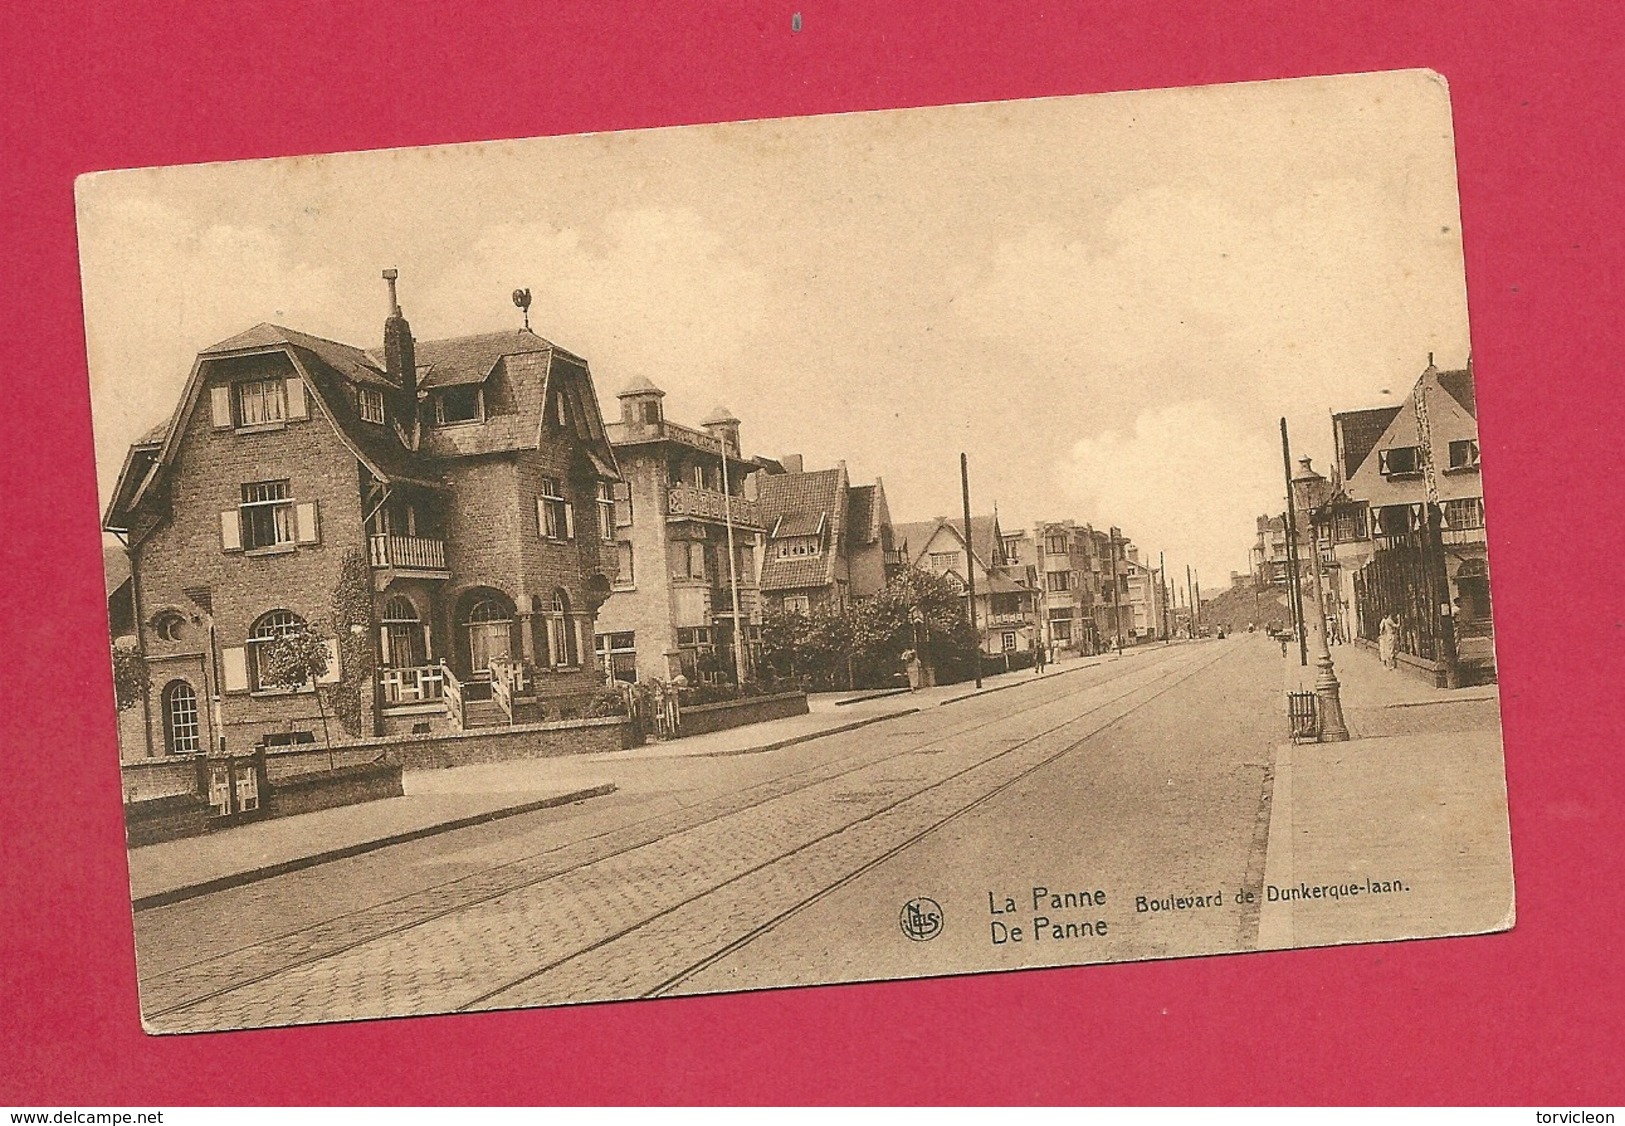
[1199, 580, 1293, 635]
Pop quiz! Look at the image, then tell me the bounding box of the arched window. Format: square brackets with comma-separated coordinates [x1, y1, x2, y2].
[546, 588, 578, 668]
[247, 609, 307, 691]
[380, 596, 425, 668]
[162, 680, 201, 755]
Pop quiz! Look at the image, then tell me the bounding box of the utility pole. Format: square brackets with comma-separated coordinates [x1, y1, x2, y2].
[1159, 550, 1169, 643]
[1189, 565, 1202, 636]
[1281, 419, 1309, 667]
[961, 452, 982, 689]
[720, 438, 747, 690]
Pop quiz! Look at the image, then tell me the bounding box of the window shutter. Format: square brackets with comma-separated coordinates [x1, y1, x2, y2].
[317, 638, 342, 684]
[211, 385, 233, 429]
[222, 647, 249, 692]
[286, 377, 308, 420]
[563, 502, 575, 540]
[220, 510, 242, 552]
[296, 501, 320, 545]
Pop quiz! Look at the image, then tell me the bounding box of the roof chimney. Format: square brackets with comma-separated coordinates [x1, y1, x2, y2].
[383, 269, 417, 409]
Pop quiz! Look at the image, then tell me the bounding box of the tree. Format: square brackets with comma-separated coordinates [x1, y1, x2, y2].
[256, 625, 334, 753]
[758, 568, 982, 692]
[112, 643, 149, 712]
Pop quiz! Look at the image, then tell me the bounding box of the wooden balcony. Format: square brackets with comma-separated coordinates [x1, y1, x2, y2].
[666, 484, 762, 530]
[368, 533, 449, 575]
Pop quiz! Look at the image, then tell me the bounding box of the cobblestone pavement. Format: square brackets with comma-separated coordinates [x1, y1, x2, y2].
[137, 642, 1245, 1032]
[662, 634, 1284, 999]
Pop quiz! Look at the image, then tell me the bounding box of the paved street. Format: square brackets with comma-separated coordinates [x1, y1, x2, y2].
[133, 635, 1507, 1033]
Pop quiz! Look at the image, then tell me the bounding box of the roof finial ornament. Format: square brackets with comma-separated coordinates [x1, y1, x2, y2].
[383, 268, 401, 317]
[513, 288, 532, 332]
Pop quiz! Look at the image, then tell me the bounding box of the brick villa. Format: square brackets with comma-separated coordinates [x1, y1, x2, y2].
[103, 273, 621, 758]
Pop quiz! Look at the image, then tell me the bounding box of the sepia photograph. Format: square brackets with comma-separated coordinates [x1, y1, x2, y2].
[78, 68, 1513, 1034]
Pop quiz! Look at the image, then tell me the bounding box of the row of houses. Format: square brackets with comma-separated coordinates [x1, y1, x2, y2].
[104, 274, 1168, 760]
[1250, 357, 1493, 682]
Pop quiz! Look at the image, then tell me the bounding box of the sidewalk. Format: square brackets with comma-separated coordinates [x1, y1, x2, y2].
[1259, 637, 1513, 950]
[129, 780, 615, 909]
[127, 650, 1127, 908]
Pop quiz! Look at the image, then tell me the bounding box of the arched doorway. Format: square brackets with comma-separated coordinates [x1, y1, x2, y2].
[456, 589, 515, 676]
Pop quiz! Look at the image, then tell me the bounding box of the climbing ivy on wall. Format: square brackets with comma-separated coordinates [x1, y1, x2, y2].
[329, 548, 377, 737]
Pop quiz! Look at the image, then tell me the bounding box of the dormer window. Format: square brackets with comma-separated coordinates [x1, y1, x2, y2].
[356, 386, 385, 425]
[777, 535, 821, 559]
[433, 386, 482, 426]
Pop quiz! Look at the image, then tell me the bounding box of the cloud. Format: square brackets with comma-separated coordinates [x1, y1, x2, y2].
[954, 181, 1467, 434]
[1057, 400, 1283, 585]
[77, 196, 350, 505]
[420, 208, 770, 411]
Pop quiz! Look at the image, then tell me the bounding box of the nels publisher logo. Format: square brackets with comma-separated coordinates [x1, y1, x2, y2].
[899, 897, 944, 942]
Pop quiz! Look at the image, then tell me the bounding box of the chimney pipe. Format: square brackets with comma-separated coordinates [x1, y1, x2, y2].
[383, 269, 418, 443]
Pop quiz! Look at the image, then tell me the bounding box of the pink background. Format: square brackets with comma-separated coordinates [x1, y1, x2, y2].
[2, 0, 1620, 1104]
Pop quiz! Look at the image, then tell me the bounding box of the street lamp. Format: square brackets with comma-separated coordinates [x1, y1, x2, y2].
[1289, 456, 1350, 741]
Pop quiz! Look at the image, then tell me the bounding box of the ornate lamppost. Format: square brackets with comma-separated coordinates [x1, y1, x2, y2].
[1290, 456, 1350, 741]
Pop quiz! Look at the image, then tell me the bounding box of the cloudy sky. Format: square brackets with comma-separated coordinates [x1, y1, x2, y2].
[77, 69, 1470, 587]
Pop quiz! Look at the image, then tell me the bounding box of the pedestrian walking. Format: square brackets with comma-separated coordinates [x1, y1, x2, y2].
[1378, 613, 1398, 669]
[1033, 639, 1047, 675]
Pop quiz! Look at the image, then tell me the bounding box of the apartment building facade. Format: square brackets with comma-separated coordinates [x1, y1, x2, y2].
[595, 382, 781, 684]
[103, 274, 621, 756]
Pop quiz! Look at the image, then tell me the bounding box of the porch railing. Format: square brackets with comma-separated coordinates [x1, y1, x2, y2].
[440, 661, 465, 729]
[379, 664, 444, 705]
[368, 533, 448, 571]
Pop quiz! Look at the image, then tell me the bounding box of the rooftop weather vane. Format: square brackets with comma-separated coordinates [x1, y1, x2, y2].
[512, 287, 532, 331]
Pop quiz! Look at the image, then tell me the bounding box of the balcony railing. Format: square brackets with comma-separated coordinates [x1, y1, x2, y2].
[369, 533, 448, 572]
[666, 484, 762, 529]
[379, 664, 444, 706]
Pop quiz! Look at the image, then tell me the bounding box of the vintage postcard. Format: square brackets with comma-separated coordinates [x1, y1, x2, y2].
[79, 69, 1513, 1033]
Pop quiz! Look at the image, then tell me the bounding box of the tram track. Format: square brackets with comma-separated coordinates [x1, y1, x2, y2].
[141, 644, 1214, 1027]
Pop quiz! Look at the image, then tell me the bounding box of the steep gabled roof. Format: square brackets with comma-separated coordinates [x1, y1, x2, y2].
[103, 318, 619, 539]
[407, 329, 553, 390]
[757, 467, 846, 592]
[894, 514, 1001, 572]
[1436, 367, 1476, 418]
[1334, 405, 1403, 480]
[205, 323, 395, 388]
[845, 485, 877, 546]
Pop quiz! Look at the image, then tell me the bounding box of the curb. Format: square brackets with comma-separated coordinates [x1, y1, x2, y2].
[701, 708, 921, 758]
[833, 687, 913, 706]
[938, 657, 1103, 706]
[131, 782, 617, 912]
